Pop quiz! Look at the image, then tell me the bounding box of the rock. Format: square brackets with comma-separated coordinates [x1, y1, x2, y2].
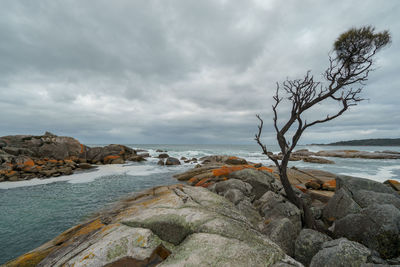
[305, 180, 322, 190]
[57, 167, 73, 175]
[352, 189, 400, 210]
[223, 188, 246, 205]
[127, 155, 147, 162]
[199, 155, 248, 165]
[235, 199, 264, 227]
[229, 168, 283, 199]
[315, 150, 400, 159]
[158, 153, 169, 159]
[165, 157, 180, 166]
[255, 191, 302, 233]
[180, 156, 187, 160]
[156, 149, 166, 152]
[302, 157, 335, 164]
[85, 144, 135, 164]
[225, 156, 248, 165]
[214, 178, 252, 197]
[310, 238, 372, 267]
[78, 163, 93, 169]
[263, 218, 299, 256]
[322, 179, 336, 191]
[323, 188, 362, 222]
[157, 159, 165, 166]
[294, 229, 332, 265]
[336, 175, 397, 195]
[333, 203, 400, 259]
[384, 179, 400, 192]
[137, 152, 150, 158]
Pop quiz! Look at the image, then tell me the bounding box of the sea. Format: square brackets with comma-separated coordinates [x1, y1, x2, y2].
[1, 144, 400, 264]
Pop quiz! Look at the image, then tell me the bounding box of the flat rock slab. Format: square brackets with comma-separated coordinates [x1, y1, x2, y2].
[5, 185, 300, 267]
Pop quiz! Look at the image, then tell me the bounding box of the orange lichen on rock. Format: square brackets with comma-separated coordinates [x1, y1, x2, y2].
[195, 178, 211, 187]
[188, 177, 199, 184]
[200, 182, 214, 188]
[80, 252, 95, 262]
[34, 160, 45, 165]
[55, 219, 104, 242]
[212, 164, 273, 177]
[103, 155, 120, 163]
[385, 179, 400, 192]
[228, 156, 238, 160]
[80, 144, 84, 153]
[48, 159, 59, 164]
[322, 179, 336, 191]
[295, 185, 308, 193]
[5, 247, 53, 267]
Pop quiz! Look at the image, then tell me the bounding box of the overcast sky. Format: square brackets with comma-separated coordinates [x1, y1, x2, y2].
[0, 0, 399, 144]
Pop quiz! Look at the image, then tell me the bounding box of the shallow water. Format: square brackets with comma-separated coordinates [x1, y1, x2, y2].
[1, 144, 399, 264]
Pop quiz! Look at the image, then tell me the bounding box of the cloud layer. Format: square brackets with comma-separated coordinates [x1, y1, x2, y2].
[0, 0, 399, 144]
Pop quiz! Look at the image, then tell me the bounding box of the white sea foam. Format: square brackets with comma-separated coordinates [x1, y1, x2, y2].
[0, 162, 182, 189]
[339, 164, 400, 183]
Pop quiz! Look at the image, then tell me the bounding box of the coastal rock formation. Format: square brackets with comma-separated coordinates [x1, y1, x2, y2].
[173, 159, 400, 264]
[294, 149, 400, 160]
[5, 185, 300, 266]
[0, 133, 145, 182]
[323, 176, 400, 259]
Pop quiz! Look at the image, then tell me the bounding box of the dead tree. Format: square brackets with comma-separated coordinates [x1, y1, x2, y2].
[255, 26, 391, 229]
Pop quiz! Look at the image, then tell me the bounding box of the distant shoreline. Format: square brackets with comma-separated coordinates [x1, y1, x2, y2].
[310, 138, 400, 146]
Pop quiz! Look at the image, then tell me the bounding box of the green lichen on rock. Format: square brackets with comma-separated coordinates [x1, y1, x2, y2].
[106, 236, 129, 260]
[159, 233, 285, 267]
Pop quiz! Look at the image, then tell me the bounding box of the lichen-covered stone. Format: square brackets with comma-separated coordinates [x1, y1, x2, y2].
[310, 238, 372, 267]
[294, 228, 332, 265]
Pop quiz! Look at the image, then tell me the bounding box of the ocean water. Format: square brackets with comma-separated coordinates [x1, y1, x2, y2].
[1, 144, 400, 264]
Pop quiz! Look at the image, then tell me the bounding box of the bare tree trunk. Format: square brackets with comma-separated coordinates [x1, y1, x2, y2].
[280, 160, 316, 229]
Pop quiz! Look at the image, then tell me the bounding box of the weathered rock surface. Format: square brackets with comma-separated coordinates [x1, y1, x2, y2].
[294, 228, 332, 266]
[310, 238, 373, 267]
[5, 185, 300, 267]
[255, 191, 302, 233]
[229, 168, 283, 199]
[323, 176, 400, 259]
[333, 203, 400, 259]
[263, 218, 298, 256]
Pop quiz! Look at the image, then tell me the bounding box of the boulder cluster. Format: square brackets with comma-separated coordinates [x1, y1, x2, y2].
[0, 132, 147, 182]
[174, 155, 400, 266]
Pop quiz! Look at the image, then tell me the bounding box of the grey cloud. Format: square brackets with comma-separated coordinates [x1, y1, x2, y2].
[0, 0, 399, 144]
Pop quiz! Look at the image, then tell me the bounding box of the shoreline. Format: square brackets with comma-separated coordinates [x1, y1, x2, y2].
[5, 155, 400, 266]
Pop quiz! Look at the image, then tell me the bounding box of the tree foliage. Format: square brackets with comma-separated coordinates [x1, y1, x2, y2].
[255, 26, 391, 229]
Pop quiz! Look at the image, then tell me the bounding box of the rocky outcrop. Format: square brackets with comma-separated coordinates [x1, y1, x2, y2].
[0, 133, 145, 182]
[5, 185, 300, 266]
[323, 175, 400, 259]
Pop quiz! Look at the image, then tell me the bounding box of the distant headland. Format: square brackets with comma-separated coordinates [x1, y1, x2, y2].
[312, 138, 400, 146]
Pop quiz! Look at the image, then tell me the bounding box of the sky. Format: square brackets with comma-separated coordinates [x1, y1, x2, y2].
[0, 0, 399, 144]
